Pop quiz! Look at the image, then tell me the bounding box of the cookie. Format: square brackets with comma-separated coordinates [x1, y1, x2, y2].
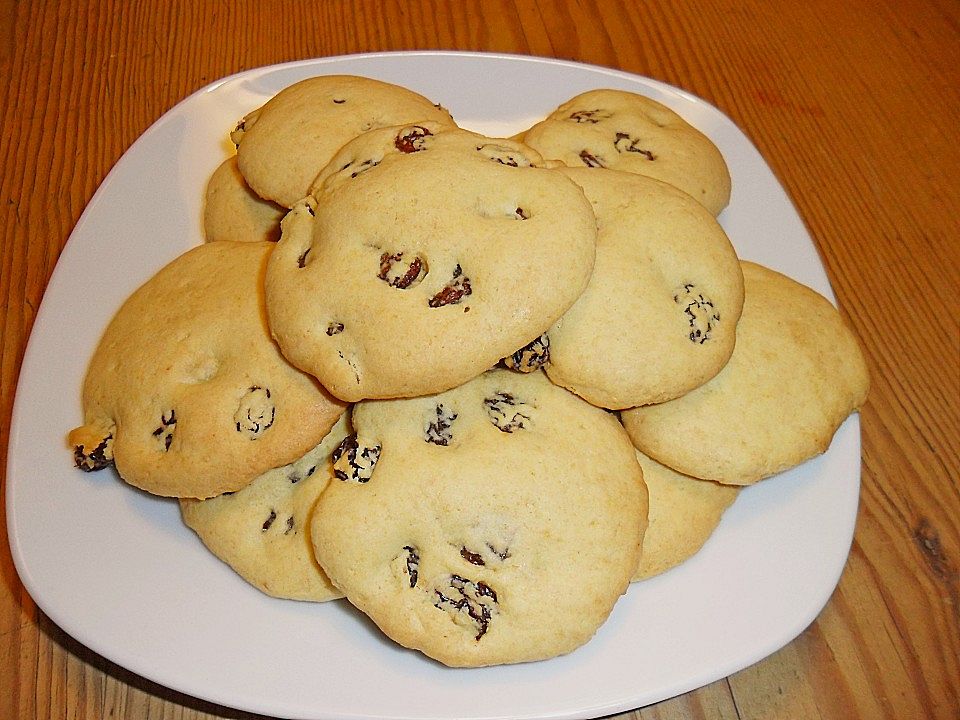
[203, 155, 285, 243]
[620, 261, 870, 484]
[232, 75, 457, 208]
[179, 414, 348, 601]
[521, 88, 731, 215]
[632, 449, 740, 581]
[68, 241, 347, 498]
[541, 167, 744, 409]
[266, 123, 598, 402]
[310, 368, 647, 667]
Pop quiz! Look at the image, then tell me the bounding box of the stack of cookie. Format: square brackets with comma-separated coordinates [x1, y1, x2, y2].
[69, 76, 869, 668]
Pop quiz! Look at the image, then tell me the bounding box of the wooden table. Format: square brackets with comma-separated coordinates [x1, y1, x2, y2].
[1, 1, 957, 718]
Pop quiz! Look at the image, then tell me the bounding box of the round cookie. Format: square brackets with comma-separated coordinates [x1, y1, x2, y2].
[310, 368, 648, 667]
[232, 74, 457, 208]
[266, 123, 598, 402]
[521, 88, 731, 215]
[68, 241, 347, 498]
[180, 413, 348, 601]
[631, 449, 740, 582]
[203, 155, 285, 243]
[541, 167, 744, 409]
[620, 261, 870, 484]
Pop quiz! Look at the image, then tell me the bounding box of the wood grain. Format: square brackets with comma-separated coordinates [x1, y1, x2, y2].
[1, 0, 958, 718]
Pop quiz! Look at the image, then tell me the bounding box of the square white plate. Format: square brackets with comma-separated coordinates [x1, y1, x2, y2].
[7, 51, 860, 720]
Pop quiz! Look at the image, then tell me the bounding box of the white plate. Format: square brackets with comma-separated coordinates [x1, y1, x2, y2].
[7, 52, 860, 720]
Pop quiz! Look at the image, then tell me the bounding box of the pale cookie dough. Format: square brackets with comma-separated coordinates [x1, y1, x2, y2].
[310, 369, 647, 667]
[180, 414, 348, 601]
[267, 123, 597, 402]
[203, 155, 285, 243]
[69, 241, 347, 498]
[232, 74, 457, 208]
[632, 449, 740, 581]
[521, 88, 731, 215]
[542, 168, 744, 409]
[620, 261, 870, 484]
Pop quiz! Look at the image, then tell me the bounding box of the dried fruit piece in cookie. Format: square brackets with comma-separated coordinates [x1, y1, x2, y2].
[311, 368, 647, 667]
[483, 392, 533, 433]
[234, 386, 276, 438]
[394, 124, 434, 153]
[424, 402, 458, 446]
[502, 333, 550, 373]
[67, 241, 346, 498]
[545, 168, 743, 409]
[521, 88, 731, 215]
[433, 574, 498, 640]
[331, 433, 381, 483]
[378, 251, 428, 289]
[71, 426, 114, 472]
[179, 414, 349, 601]
[152, 409, 177, 451]
[396, 545, 420, 587]
[674, 283, 721, 344]
[475, 143, 535, 167]
[232, 75, 456, 208]
[267, 125, 597, 402]
[427, 263, 472, 308]
[620, 261, 870, 484]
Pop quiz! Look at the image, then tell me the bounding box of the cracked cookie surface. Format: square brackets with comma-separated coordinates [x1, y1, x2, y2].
[310, 368, 647, 667]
